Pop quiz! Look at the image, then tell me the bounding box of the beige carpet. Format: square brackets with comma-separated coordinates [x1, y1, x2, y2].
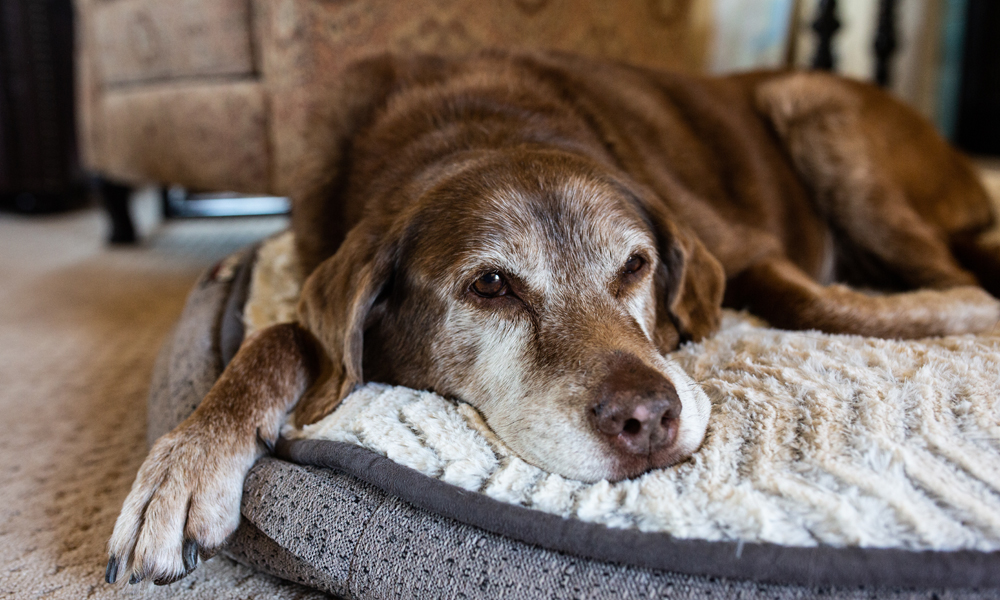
[0, 204, 329, 598]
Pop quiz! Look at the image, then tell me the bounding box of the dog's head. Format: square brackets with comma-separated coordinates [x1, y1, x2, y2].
[298, 150, 723, 482]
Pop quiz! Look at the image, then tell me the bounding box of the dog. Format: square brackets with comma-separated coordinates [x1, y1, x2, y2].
[105, 51, 1000, 586]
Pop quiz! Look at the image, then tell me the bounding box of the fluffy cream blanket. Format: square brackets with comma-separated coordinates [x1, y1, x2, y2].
[248, 232, 1000, 552]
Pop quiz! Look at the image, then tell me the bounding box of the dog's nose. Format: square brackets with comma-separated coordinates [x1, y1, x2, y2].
[592, 393, 679, 455]
[591, 355, 680, 455]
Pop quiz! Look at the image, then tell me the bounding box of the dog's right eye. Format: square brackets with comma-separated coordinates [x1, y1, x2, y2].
[622, 254, 645, 276]
[471, 272, 508, 297]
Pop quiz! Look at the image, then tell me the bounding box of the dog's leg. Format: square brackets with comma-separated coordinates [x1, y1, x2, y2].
[814, 178, 977, 291]
[756, 73, 984, 291]
[105, 323, 319, 585]
[726, 257, 1000, 339]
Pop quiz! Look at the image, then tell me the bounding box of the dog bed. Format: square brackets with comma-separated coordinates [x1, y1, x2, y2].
[148, 233, 1000, 599]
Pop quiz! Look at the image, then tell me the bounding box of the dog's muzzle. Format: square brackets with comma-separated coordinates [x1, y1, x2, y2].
[589, 353, 684, 477]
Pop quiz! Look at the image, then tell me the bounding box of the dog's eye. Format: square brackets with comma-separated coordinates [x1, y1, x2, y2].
[472, 272, 507, 297]
[622, 255, 645, 276]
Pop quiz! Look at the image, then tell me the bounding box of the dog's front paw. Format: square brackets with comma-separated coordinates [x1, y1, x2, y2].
[105, 422, 259, 585]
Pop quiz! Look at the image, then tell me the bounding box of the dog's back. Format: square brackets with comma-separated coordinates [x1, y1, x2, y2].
[292, 51, 995, 293]
[291, 52, 811, 276]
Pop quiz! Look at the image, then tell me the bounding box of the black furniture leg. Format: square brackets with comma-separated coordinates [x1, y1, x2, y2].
[99, 178, 136, 244]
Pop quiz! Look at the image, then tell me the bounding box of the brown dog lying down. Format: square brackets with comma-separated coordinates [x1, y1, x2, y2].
[106, 51, 1000, 585]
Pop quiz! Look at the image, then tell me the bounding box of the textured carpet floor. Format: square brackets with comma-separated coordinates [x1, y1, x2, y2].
[0, 205, 329, 599]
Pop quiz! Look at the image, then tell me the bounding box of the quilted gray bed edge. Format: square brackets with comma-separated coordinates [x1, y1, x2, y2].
[146, 246, 1000, 599]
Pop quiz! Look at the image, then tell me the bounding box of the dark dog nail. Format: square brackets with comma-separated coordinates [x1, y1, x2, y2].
[129, 573, 141, 585]
[182, 539, 199, 572]
[256, 428, 275, 454]
[153, 572, 185, 586]
[104, 557, 119, 584]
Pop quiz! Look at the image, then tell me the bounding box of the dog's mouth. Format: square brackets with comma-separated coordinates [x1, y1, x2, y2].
[603, 423, 691, 481]
[455, 352, 711, 483]
[587, 406, 696, 482]
[583, 353, 694, 480]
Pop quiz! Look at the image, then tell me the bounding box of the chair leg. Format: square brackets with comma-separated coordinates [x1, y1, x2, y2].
[99, 178, 136, 244]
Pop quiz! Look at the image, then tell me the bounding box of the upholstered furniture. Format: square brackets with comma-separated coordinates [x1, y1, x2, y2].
[74, 0, 705, 201]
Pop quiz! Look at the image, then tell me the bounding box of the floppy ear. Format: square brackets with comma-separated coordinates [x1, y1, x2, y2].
[647, 204, 726, 351]
[292, 222, 398, 425]
[290, 53, 453, 273]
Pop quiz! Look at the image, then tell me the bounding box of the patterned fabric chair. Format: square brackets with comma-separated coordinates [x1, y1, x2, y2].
[74, 0, 705, 208]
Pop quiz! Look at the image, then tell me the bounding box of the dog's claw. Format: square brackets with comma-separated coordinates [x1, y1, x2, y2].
[104, 556, 119, 584]
[256, 428, 275, 454]
[153, 570, 189, 586]
[182, 539, 199, 572]
[129, 573, 141, 585]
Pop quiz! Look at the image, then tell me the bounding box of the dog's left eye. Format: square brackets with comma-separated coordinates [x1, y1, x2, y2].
[472, 272, 508, 297]
[622, 255, 645, 275]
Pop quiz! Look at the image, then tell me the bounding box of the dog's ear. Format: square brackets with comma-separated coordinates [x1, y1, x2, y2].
[293, 221, 398, 425]
[290, 54, 453, 273]
[645, 202, 726, 351]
